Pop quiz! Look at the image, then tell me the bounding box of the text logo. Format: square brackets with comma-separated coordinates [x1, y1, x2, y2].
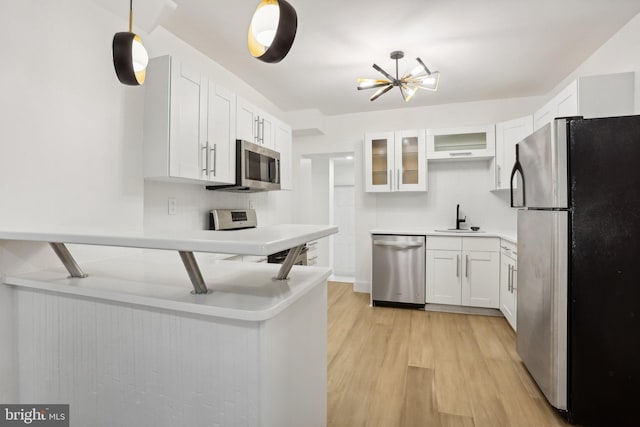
[0, 405, 68, 426]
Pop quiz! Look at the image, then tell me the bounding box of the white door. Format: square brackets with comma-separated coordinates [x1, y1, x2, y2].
[364, 132, 394, 192]
[394, 129, 427, 191]
[236, 97, 257, 143]
[426, 250, 461, 305]
[170, 61, 207, 180]
[462, 250, 500, 308]
[207, 82, 236, 184]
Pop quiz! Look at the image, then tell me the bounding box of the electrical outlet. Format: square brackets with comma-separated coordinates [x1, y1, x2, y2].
[248, 198, 254, 209]
[168, 198, 177, 215]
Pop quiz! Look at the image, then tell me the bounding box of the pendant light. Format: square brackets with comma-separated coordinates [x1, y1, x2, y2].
[357, 51, 440, 102]
[112, 0, 149, 85]
[248, 0, 298, 63]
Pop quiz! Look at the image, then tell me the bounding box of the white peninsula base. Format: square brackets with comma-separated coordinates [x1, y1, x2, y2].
[3, 256, 328, 427]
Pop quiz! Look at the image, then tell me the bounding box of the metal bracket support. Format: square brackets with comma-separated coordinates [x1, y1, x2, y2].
[49, 242, 88, 278]
[275, 244, 304, 280]
[178, 251, 209, 294]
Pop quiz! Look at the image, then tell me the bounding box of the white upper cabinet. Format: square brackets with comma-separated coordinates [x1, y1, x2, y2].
[143, 56, 235, 185]
[207, 84, 236, 184]
[427, 124, 496, 161]
[236, 97, 258, 143]
[533, 72, 635, 131]
[275, 120, 293, 190]
[236, 97, 276, 150]
[494, 116, 533, 190]
[364, 130, 427, 193]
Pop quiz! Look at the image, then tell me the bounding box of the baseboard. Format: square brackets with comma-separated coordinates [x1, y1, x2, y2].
[423, 303, 503, 317]
[353, 281, 370, 294]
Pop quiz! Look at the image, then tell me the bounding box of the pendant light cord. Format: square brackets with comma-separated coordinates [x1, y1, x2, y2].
[129, 0, 133, 32]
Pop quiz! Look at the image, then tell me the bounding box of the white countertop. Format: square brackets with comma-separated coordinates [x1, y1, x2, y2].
[0, 224, 338, 255]
[370, 227, 517, 244]
[3, 253, 331, 322]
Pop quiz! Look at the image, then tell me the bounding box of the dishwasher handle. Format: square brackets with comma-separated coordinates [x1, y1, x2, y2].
[373, 240, 424, 249]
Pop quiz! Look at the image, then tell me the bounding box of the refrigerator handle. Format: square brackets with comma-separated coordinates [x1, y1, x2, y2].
[510, 144, 526, 208]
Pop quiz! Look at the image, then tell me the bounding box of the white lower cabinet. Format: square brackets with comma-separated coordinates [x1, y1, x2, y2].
[499, 240, 517, 330]
[426, 236, 500, 309]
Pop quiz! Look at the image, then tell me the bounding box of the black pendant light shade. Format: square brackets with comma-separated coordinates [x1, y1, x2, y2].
[248, 0, 298, 63]
[112, 32, 147, 85]
[112, 0, 148, 86]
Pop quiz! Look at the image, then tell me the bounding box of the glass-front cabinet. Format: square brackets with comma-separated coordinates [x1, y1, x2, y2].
[364, 130, 427, 192]
[426, 124, 495, 161]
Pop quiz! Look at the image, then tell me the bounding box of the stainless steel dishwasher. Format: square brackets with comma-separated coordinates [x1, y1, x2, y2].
[371, 234, 426, 307]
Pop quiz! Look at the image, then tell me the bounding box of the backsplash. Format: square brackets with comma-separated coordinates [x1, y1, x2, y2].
[143, 181, 294, 231]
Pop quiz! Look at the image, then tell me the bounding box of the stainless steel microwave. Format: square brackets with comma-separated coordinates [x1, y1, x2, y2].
[207, 140, 280, 192]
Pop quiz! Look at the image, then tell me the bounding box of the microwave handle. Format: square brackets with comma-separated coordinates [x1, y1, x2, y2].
[275, 158, 280, 184]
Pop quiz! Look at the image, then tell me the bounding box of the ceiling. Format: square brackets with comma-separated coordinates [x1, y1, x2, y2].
[159, 0, 640, 116]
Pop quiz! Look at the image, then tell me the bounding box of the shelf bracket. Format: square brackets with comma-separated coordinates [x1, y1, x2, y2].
[275, 244, 304, 280]
[178, 251, 209, 294]
[49, 242, 88, 278]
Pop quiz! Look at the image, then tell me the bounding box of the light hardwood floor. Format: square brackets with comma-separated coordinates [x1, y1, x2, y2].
[327, 281, 572, 427]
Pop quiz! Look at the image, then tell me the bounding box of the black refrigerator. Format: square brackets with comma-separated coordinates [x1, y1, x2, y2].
[510, 115, 640, 426]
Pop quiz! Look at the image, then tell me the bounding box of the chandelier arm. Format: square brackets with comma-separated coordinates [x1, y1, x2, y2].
[370, 84, 394, 102]
[372, 64, 397, 85]
[357, 82, 392, 91]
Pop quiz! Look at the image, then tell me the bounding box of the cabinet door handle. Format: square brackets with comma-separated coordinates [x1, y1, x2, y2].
[201, 144, 209, 175]
[397, 169, 400, 190]
[497, 164, 501, 186]
[465, 255, 469, 278]
[456, 254, 460, 277]
[508, 264, 512, 292]
[512, 268, 517, 291]
[254, 117, 259, 143]
[209, 143, 217, 176]
[450, 152, 472, 156]
[389, 170, 392, 190]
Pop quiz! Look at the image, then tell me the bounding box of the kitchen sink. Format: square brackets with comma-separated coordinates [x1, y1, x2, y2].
[433, 229, 486, 233]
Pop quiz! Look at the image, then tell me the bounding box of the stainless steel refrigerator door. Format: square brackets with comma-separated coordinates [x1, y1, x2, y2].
[372, 235, 426, 304]
[515, 120, 568, 209]
[517, 209, 568, 410]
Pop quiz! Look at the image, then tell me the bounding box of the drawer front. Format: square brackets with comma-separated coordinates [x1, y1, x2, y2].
[500, 240, 517, 259]
[463, 237, 499, 252]
[426, 236, 462, 251]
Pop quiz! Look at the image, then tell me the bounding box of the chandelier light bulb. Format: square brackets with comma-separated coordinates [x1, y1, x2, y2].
[250, 3, 280, 47]
[132, 38, 149, 72]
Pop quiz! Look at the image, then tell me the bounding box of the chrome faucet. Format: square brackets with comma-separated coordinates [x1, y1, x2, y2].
[456, 204, 466, 230]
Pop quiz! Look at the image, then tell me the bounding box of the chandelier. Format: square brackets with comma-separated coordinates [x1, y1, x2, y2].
[357, 51, 440, 102]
